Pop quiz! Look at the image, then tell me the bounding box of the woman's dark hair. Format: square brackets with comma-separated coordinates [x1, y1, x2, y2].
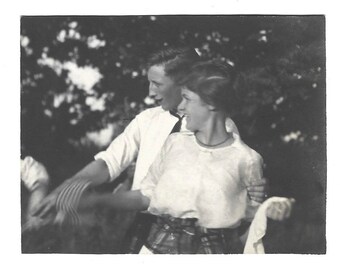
[178, 61, 237, 115]
[146, 46, 200, 82]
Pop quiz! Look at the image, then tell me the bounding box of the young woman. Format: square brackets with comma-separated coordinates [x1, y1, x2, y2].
[21, 156, 50, 231]
[75, 61, 265, 254]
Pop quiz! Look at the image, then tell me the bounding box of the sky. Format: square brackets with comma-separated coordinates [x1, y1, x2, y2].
[0, 0, 339, 269]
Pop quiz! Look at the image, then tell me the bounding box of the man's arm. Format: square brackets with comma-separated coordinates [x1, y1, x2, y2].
[33, 111, 145, 219]
[247, 180, 268, 203]
[32, 159, 110, 218]
[68, 159, 110, 185]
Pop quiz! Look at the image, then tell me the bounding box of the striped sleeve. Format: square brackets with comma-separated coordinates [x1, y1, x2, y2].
[55, 180, 91, 225]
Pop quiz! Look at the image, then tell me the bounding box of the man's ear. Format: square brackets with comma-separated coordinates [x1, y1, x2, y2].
[208, 104, 217, 111]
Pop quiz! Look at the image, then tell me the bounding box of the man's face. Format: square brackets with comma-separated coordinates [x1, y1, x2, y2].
[147, 65, 182, 111]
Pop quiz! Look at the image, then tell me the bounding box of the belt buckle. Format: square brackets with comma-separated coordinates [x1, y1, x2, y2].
[198, 226, 208, 234]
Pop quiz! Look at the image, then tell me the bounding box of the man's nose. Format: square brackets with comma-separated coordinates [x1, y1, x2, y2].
[149, 83, 156, 97]
[177, 99, 185, 113]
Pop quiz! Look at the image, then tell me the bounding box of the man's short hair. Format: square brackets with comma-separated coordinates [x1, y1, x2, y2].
[147, 46, 200, 82]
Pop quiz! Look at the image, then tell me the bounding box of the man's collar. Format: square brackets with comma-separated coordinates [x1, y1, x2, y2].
[169, 109, 184, 118]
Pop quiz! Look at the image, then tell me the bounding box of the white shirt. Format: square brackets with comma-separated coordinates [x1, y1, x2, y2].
[21, 156, 49, 191]
[140, 132, 263, 229]
[95, 106, 240, 190]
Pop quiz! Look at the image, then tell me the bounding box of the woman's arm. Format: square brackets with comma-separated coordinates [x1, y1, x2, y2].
[79, 190, 150, 212]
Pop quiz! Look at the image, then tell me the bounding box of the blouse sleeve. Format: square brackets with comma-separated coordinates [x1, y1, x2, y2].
[242, 150, 264, 221]
[139, 134, 175, 199]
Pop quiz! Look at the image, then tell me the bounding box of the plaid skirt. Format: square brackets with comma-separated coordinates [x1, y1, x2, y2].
[145, 216, 243, 254]
[122, 213, 157, 254]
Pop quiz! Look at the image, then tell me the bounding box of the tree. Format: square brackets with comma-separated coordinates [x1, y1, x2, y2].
[21, 15, 326, 253]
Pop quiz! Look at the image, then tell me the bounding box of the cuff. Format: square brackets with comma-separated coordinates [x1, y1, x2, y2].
[94, 152, 117, 181]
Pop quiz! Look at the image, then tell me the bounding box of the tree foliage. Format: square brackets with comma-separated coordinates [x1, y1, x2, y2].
[21, 15, 326, 253]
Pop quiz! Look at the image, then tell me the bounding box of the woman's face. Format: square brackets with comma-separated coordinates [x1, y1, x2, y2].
[178, 88, 211, 131]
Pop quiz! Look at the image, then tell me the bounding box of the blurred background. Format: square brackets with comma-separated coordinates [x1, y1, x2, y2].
[20, 15, 326, 254]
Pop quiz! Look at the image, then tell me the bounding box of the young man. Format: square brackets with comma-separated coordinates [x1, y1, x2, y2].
[33, 47, 267, 253]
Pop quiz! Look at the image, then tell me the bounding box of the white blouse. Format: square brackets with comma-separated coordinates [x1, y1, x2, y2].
[140, 132, 263, 229]
[95, 106, 240, 191]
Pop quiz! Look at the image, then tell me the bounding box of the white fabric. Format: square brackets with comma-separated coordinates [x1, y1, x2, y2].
[139, 132, 263, 228]
[21, 156, 49, 191]
[139, 245, 154, 254]
[95, 106, 240, 190]
[243, 196, 291, 254]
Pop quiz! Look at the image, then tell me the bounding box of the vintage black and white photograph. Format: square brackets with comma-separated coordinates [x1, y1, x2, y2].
[19, 14, 326, 256]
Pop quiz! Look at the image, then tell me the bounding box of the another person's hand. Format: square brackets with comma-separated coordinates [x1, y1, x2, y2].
[31, 190, 59, 219]
[247, 177, 269, 203]
[266, 198, 295, 221]
[22, 214, 54, 232]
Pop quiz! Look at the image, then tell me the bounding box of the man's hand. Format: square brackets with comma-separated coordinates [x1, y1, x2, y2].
[32, 160, 110, 222]
[247, 177, 269, 203]
[266, 198, 295, 221]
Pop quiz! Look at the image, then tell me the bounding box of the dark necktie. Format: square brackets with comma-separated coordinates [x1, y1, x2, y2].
[169, 110, 183, 134]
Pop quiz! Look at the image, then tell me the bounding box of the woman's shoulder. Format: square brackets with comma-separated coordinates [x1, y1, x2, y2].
[167, 131, 194, 143]
[232, 139, 263, 162]
[165, 132, 194, 147]
[161, 132, 194, 154]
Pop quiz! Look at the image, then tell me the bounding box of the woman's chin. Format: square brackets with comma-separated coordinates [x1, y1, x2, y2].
[186, 123, 196, 132]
